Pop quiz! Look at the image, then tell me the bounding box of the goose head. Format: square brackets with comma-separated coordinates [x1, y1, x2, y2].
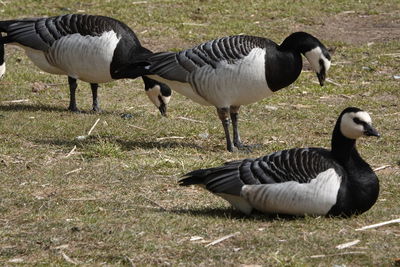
[143, 77, 172, 117]
[304, 44, 331, 86]
[339, 107, 380, 140]
[282, 32, 332, 86]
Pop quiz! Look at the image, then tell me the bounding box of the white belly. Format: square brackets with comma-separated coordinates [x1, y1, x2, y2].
[19, 31, 120, 83]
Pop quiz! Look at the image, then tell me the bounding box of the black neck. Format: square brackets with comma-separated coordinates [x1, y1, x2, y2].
[264, 47, 302, 91]
[331, 120, 357, 165]
[279, 32, 320, 54]
[264, 32, 322, 92]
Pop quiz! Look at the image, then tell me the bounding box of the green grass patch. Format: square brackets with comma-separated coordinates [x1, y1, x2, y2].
[1, 0, 399, 266]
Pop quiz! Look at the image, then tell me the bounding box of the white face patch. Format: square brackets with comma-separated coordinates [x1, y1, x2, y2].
[162, 95, 171, 105]
[145, 85, 161, 108]
[304, 46, 331, 74]
[322, 54, 331, 73]
[340, 111, 372, 139]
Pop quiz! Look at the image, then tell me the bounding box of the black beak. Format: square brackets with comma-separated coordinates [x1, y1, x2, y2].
[317, 71, 326, 86]
[159, 103, 167, 117]
[364, 124, 380, 137]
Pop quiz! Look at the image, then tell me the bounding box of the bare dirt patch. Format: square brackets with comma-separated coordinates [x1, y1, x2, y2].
[297, 11, 400, 44]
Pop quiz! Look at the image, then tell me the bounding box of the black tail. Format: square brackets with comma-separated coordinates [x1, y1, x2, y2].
[0, 19, 17, 35]
[111, 60, 151, 79]
[0, 20, 9, 32]
[111, 46, 154, 79]
[179, 169, 210, 186]
[0, 19, 29, 44]
[179, 160, 243, 196]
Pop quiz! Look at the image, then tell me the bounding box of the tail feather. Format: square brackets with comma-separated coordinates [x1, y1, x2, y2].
[179, 161, 244, 195]
[179, 169, 210, 186]
[0, 19, 26, 34]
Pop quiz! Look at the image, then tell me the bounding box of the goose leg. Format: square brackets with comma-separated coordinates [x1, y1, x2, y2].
[231, 105, 254, 152]
[230, 105, 243, 148]
[90, 83, 101, 112]
[217, 107, 234, 152]
[67, 76, 80, 112]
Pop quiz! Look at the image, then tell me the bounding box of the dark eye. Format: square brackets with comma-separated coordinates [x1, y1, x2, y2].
[319, 59, 325, 72]
[158, 95, 164, 105]
[353, 117, 362, 124]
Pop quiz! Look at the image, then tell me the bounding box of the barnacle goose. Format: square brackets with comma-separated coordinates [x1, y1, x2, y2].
[179, 107, 380, 217]
[129, 32, 331, 151]
[0, 14, 171, 114]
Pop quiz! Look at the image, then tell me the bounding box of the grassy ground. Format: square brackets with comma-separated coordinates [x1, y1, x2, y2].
[1, 0, 399, 265]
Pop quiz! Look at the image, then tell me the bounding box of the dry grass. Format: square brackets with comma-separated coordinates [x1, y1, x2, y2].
[1, 0, 399, 265]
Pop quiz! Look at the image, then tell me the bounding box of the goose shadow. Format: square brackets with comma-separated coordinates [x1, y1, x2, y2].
[0, 103, 115, 115]
[0, 103, 67, 112]
[114, 138, 203, 151]
[33, 136, 204, 151]
[167, 207, 301, 222]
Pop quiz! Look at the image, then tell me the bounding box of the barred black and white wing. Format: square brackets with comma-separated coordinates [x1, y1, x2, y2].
[180, 147, 345, 215]
[239, 148, 341, 184]
[0, 14, 134, 51]
[147, 35, 275, 83]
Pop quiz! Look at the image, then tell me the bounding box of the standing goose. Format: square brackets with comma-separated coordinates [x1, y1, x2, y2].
[130, 32, 331, 151]
[179, 107, 380, 217]
[0, 14, 171, 114]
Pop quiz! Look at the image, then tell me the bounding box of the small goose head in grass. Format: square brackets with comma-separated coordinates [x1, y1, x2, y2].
[143, 76, 172, 117]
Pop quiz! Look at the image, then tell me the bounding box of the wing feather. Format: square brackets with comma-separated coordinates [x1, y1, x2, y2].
[146, 35, 276, 83]
[0, 14, 127, 51]
[180, 147, 344, 195]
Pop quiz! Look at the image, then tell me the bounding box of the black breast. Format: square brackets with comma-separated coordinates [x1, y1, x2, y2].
[328, 153, 379, 217]
[264, 48, 303, 92]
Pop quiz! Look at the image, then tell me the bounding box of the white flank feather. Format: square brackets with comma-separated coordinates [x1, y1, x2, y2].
[22, 46, 65, 75]
[194, 47, 271, 107]
[216, 193, 253, 215]
[241, 168, 342, 215]
[0, 62, 5, 78]
[20, 31, 120, 83]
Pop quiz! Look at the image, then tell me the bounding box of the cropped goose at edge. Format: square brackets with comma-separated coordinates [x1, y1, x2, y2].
[0, 14, 171, 114]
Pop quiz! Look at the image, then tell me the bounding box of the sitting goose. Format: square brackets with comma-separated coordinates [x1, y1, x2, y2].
[130, 32, 331, 151]
[179, 107, 380, 217]
[0, 14, 171, 114]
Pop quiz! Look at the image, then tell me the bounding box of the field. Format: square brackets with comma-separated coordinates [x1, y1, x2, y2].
[0, 0, 399, 265]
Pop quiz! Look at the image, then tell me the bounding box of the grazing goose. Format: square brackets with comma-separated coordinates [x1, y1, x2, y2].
[0, 14, 171, 114]
[130, 32, 331, 151]
[179, 107, 380, 217]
